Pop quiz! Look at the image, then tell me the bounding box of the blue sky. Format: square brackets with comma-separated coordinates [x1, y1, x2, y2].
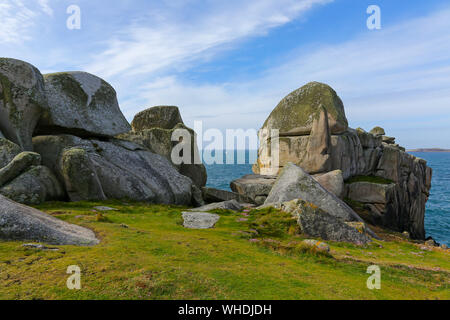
[1, 0, 450, 148]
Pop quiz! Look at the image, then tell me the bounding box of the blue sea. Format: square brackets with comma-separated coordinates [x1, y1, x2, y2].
[205, 150, 450, 246]
[411, 152, 450, 246]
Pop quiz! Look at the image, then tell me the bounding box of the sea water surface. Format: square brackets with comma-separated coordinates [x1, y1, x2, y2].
[205, 150, 450, 246]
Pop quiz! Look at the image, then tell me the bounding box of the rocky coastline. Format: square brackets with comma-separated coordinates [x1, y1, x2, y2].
[0, 58, 439, 249]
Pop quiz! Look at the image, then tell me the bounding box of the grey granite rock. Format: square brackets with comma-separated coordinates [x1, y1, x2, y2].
[0, 152, 41, 187]
[270, 199, 371, 244]
[182, 212, 220, 229]
[33, 135, 193, 205]
[0, 58, 47, 151]
[202, 187, 253, 204]
[0, 165, 64, 205]
[0, 194, 99, 245]
[191, 200, 244, 212]
[265, 163, 363, 222]
[39, 72, 131, 137]
[230, 174, 276, 204]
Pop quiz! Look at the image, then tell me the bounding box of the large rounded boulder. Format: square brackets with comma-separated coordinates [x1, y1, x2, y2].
[0, 58, 47, 151]
[38, 72, 131, 137]
[262, 82, 348, 135]
[32, 135, 193, 205]
[123, 106, 208, 187]
[131, 106, 184, 131]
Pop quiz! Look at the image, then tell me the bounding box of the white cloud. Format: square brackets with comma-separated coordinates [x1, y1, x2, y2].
[38, 0, 54, 16]
[86, 0, 332, 78]
[0, 0, 53, 45]
[118, 8, 450, 148]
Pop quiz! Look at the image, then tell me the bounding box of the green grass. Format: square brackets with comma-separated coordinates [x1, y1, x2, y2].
[0, 201, 448, 300]
[345, 175, 394, 185]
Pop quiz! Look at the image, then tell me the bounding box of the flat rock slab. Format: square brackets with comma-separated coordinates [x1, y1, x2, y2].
[346, 182, 395, 204]
[265, 163, 361, 222]
[191, 200, 243, 212]
[182, 212, 220, 229]
[93, 206, 118, 211]
[22, 243, 60, 251]
[230, 174, 276, 204]
[202, 187, 252, 204]
[0, 194, 99, 246]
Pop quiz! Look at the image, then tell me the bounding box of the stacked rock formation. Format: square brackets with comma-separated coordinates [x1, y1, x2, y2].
[119, 106, 207, 188]
[237, 82, 432, 239]
[0, 58, 207, 207]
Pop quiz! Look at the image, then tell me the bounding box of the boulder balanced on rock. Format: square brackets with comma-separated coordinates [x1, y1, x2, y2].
[38, 71, 131, 137]
[120, 105, 207, 188]
[243, 82, 432, 239]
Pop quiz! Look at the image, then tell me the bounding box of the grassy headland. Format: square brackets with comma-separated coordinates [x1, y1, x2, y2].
[0, 201, 448, 300]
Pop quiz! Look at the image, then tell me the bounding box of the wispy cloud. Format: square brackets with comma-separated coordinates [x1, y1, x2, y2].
[0, 0, 53, 45]
[86, 0, 332, 78]
[119, 8, 450, 148]
[38, 0, 54, 17]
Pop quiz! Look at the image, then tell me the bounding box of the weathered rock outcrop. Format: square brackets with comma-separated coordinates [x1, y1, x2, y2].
[38, 72, 131, 137]
[249, 82, 432, 239]
[0, 59, 200, 207]
[265, 163, 366, 223]
[0, 58, 211, 245]
[60, 147, 106, 202]
[0, 165, 64, 205]
[0, 194, 99, 245]
[33, 135, 193, 205]
[0, 152, 41, 186]
[0, 58, 47, 151]
[0, 141, 64, 204]
[230, 174, 277, 205]
[230, 170, 345, 204]
[131, 106, 184, 131]
[120, 106, 207, 188]
[0, 137, 21, 168]
[271, 199, 371, 244]
[313, 170, 345, 199]
[261, 82, 348, 137]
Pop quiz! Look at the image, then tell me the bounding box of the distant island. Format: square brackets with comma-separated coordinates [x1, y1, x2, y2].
[408, 148, 450, 152]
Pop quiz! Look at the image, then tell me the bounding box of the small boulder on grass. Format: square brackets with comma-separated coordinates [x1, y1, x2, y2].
[182, 212, 220, 229]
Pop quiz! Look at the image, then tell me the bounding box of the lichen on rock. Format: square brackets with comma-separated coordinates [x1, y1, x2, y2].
[38, 71, 131, 137]
[262, 82, 349, 136]
[0, 58, 47, 151]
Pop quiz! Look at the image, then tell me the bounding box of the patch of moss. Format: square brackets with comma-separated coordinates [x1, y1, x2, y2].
[244, 207, 300, 239]
[263, 82, 348, 132]
[89, 81, 115, 110]
[45, 73, 88, 106]
[346, 175, 393, 185]
[344, 197, 365, 210]
[0, 73, 22, 126]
